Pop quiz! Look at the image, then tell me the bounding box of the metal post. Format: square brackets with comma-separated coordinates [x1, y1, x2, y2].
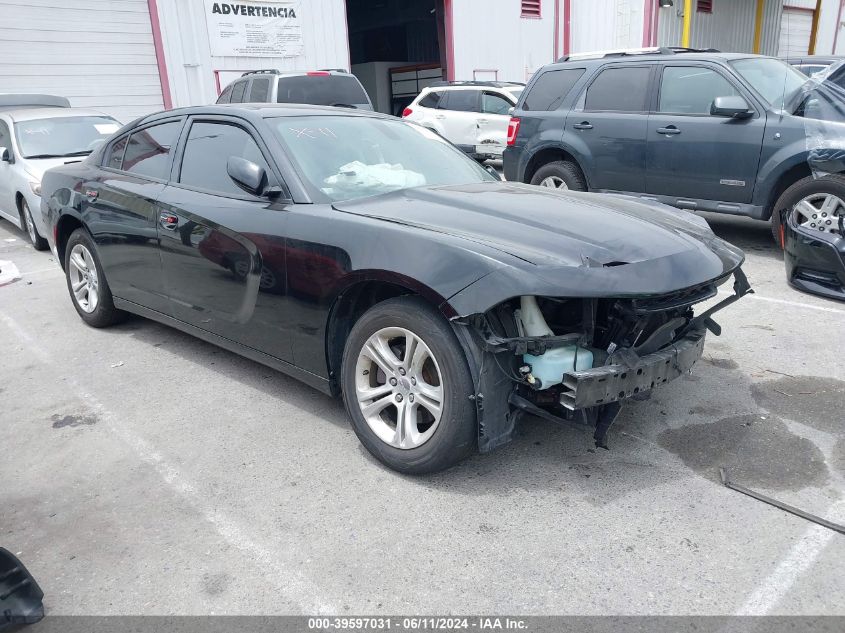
[753, 0, 765, 54]
[808, 0, 822, 55]
[681, 0, 692, 48]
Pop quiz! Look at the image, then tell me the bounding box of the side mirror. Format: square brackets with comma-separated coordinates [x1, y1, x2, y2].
[227, 156, 267, 196]
[0, 147, 10, 162]
[711, 96, 753, 118]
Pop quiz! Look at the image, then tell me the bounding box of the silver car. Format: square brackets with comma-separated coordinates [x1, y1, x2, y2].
[0, 94, 120, 249]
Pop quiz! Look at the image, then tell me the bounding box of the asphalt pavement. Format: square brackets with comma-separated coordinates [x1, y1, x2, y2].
[1, 210, 843, 615]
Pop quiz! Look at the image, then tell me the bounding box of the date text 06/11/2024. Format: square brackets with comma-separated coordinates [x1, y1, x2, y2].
[306, 617, 529, 630]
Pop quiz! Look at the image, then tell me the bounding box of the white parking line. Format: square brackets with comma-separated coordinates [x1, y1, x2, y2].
[0, 309, 337, 615]
[735, 501, 845, 615]
[719, 290, 845, 315]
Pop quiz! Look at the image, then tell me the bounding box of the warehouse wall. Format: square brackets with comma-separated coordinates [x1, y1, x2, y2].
[450, 0, 556, 83]
[0, 0, 164, 122]
[570, 0, 646, 53]
[155, 0, 350, 108]
[657, 0, 782, 55]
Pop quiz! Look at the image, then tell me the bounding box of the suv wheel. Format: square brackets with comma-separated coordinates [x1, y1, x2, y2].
[531, 160, 587, 191]
[21, 200, 48, 251]
[771, 174, 845, 246]
[64, 228, 126, 328]
[341, 296, 476, 475]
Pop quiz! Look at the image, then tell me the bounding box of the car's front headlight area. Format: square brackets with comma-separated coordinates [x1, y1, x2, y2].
[29, 181, 42, 196]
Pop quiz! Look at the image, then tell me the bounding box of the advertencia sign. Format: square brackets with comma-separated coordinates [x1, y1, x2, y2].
[204, 1, 303, 57]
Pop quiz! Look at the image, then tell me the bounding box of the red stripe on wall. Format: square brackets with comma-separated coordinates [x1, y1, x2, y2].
[147, 0, 173, 110]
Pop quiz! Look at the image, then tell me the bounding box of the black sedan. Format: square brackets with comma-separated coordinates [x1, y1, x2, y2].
[41, 104, 750, 474]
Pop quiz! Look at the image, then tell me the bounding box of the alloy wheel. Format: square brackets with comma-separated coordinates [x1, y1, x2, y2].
[540, 176, 568, 190]
[68, 244, 99, 313]
[791, 193, 844, 234]
[354, 327, 444, 449]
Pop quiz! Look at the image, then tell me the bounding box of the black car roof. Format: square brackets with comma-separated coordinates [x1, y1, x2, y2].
[134, 103, 391, 127]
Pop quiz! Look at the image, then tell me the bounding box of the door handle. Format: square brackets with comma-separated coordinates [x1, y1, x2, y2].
[573, 122, 593, 130]
[477, 118, 489, 124]
[656, 126, 681, 135]
[434, 114, 445, 119]
[159, 212, 179, 230]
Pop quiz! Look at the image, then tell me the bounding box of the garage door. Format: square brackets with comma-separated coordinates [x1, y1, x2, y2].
[0, 0, 164, 123]
[778, 7, 814, 57]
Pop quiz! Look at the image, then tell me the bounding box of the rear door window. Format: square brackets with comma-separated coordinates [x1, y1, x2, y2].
[441, 90, 479, 112]
[584, 66, 651, 112]
[122, 121, 182, 180]
[248, 77, 271, 102]
[523, 68, 585, 110]
[276, 75, 369, 106]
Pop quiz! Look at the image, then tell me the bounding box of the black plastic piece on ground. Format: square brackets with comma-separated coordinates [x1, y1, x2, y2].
[0, 548, 44, 631]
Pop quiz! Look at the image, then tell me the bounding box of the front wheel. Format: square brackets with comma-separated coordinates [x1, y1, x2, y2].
[21, 200, 48, 251]
[64, 228, 126, 327]
[530, 160, 587, 191]
[341, 296, 477, 474]
[771, 174, 845, 246]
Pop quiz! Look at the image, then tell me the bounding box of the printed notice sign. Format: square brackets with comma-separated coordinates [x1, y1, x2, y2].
[204, 1, 304, 57]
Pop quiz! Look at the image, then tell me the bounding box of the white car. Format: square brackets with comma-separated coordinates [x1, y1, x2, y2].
[402, 81, 524, 161]
[0, 95, 120, 249]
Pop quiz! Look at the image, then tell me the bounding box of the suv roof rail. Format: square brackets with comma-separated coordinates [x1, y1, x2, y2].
[556, 46, 720, 62]
[0, 93, 70, 109]
[428, 80, 525, 88]
[240, 69, 281, 77]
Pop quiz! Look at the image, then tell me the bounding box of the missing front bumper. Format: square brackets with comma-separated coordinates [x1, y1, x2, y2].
[560, 328, 706, 410]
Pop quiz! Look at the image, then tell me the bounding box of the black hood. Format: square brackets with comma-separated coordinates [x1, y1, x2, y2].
[333, 182, 743, 270]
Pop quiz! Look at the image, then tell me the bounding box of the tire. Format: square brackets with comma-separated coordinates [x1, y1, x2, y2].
[770, 174, 845, 246]
[64, 228, 126, 328]
[341, 296, 477, 475]
[530, 160, 587, 191]
[20, 199, 48, 251]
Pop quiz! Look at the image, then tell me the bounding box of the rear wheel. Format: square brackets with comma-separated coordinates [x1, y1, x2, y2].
[21, 199, 48, 251]
[531, 160, 587, 191]
[341, 296, 476, 475]
[771, 174, 845, 246]
[64, 228, 126, 327]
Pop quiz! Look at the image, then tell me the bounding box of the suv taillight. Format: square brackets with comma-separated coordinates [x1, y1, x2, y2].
[402, 107, 413, 117]
[507, 117, 521, 146]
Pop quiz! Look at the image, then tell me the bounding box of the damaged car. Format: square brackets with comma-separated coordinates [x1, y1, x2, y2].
[40, 105, 750, 474]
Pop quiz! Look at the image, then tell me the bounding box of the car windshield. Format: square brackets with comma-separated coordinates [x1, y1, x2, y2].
[271, 115, 496, 202]
[730, 57, 809, 110]
[276, 75, 370, 106]
[14, 116, 120, 159]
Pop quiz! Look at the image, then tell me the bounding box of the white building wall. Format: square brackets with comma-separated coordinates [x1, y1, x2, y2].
[570, 0, 646, 53]
[450, 0, 556, 83]
[813, 0, 845, 55]
[155, 0, 350, 108]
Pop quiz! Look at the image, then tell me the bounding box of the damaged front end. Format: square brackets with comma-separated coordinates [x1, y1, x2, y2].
[452, 269, 752, 452]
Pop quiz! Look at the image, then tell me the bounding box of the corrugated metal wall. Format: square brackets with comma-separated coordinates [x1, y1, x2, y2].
[657, 0, 782, 55]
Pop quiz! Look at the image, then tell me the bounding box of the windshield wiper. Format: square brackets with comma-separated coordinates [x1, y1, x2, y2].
[25, 150, 92, 159]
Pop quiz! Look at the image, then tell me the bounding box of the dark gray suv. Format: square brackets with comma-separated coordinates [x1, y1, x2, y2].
[503, 48, 845, 243]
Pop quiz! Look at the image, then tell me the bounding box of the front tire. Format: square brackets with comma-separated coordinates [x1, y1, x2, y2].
[21, 199, 48, 251]
[341, 296, 477, 475]
[771, 174, 845, 246]
[64, 228, 126, 328]
[530, 160, 587, 191]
